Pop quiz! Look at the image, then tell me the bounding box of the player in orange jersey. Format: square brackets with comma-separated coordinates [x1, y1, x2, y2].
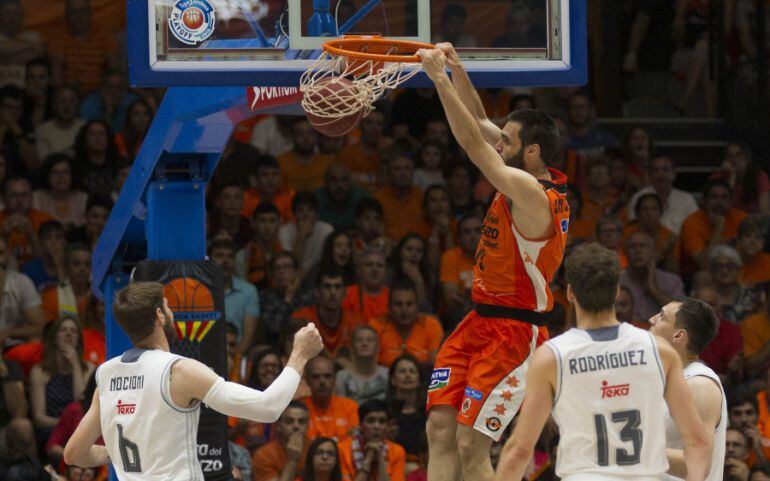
[418, 45, 569, 481]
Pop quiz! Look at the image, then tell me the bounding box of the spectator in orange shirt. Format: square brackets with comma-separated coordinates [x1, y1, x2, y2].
[339, 110, 388, 191]
[235, 202, 283, 290]
[251, 400, 311, 481]
[681, 179, 748, 271]
[595, 215, 628, 269]
[299, 437, 343, 481]
[209, 183, 255, 250]
[578, 159, 619, 231]
[563, 185, 594, 243]
[622, 192, 680, 273]
[368, 280, 444, 368]
[374, 151, 424, 241]
[1, 176, 54, 264]
[390, 234, 436, 314]
[350, 198, 395, 256]
[242, 155, 295, 222]
[737, 216, 770, 285]
[757, 371, 770, 461]
[440, 214, 481, 326]
[338, 400, 406, 481]
[343, 249, 390, 321]
[302, 355, 359, 440]
[292, 267, 363, 359]
[41, 243, 92, 322]
[728, 390, 767, 466]
[279, 119, 333, 192]
[413, 185, 456, 271]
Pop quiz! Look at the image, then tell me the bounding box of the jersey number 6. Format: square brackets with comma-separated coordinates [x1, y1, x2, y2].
[117, 424, 142, 473]
[593, 409, 643, 466]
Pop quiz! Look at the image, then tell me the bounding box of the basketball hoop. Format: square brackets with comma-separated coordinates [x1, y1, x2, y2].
[300, 35, 435, 123]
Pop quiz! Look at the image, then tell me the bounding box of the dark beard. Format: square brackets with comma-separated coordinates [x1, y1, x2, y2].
[506, 147, 525, 169]
[162, 312, 178, 341]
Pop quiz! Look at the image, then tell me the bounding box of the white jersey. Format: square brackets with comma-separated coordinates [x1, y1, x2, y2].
[97, 348, 203, 481]
[661, 361, 726, 481]
[547, 323, 668, 481]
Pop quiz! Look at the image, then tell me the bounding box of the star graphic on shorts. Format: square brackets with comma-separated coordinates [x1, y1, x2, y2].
[494, 403, 507, 416]
[506, 375, 519, 388]
[501, 390, 513, 402]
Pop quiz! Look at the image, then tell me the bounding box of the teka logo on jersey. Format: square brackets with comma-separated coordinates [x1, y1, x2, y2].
[117, 400, 136, 415]
[168, 0, 216, 46]
[164, 278, 222, 344]
[601, 380, 630, 399]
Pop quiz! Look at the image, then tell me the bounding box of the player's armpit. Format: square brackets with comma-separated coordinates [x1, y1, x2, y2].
[169, 358, 220, 408]
[64, 389, 109, 467]
[494, 346, 556, 481]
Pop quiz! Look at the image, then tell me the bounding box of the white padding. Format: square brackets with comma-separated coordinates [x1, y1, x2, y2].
[202, 368, 300, 422]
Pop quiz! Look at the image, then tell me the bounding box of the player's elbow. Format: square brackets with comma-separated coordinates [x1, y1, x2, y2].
[63, 441, 83, 466]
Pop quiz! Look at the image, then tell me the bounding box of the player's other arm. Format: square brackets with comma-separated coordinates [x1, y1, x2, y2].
[172, 323, 323, 422]
[493, 346, 556, 481]
[666, 375, 722, 478]
[437, 43, 502, 146]
[419, 49, 551, 236]
[658, 338, 712, 481]
[63, 389, 110, 467]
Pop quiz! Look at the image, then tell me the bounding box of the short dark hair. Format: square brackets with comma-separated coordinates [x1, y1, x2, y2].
[703, 179, 732, 198]
[38, 220, 65, 238]
[673, 297, 719, 355]
[358, 399, 389, 421]
[291, 191, 318, 213]
[26, 57, 51, 73]
[113, 282, 165, 344]
[86, 194, 114, 213]
[738, 215, 763, 238]
[505, 109, 559, 163]
[2, 176, 31, 197]
[270, 251, 298, 271]
[225, 321, 239, 336]
[66, 242, 90, 264]
[284, 399, 309, 414]
[255, 155, 280, 172]
[40, 153, 76, 191]
[252, 201, 280, 220]
[389, 278, 417, 303]
[727, 387, 759, 414]
[633, 192, 663, 217]
[208, 238, 236, 256]
[355, 197, 383, 218]
[751, 462, 770, 477]
[564, 243, 621, 313]
[317, 264, 346, 287]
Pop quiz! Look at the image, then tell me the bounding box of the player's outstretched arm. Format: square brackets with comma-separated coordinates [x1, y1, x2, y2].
[418, 48, 550, 234]
[436, 42, 502, 146]
[658, 338, 712, 481]
[171, 323, 323, 423]
[665, 375, 722, 478]
[494, 346, 556, 481]
[63, 389, 110, 467]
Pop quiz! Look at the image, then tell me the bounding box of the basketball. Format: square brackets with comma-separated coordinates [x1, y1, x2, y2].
[182, 8, 204, 30]
[164, 277, 215, 312]
[305, 77, 364, 137]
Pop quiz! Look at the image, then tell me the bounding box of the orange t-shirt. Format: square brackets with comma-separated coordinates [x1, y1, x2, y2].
[740, 253, 770, 285]
[680, 208, 748, 259]
[47, 31, 118, 93]
[369, 314, 444, 367]
[0, 209, 54, 264]
[241, 241, 283, 286]
[439, 247, 475, 292]
[40, 286, 90, 322]
[242, 188, 295, 223]
[278, 152, 334, 192]
[756, 391, 770, 460]
[302, 395, 359, 440]
[251, 439, 309, 481]
[338, 437, 406, 481]
[338, 145, 382, 190]
[568, 217, 594, 242]
[342, 285, 390, 321]
[82, 327, 105, 366]
[740, 312, 770, 359]
[412, 218, 457, 249]
[622, 222, 680, 267]
[472, 169, 569, 310]
[291, 305, 364, 356]
[579, 190, 617, 225]
[374, 186, 424, 241]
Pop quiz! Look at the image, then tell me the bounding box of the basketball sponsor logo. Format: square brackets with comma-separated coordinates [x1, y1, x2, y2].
[561, 219, 569, 233]
[464, 386, 483, 401]
[461, 398, 472, 414]
[164, 278, 222, 343]
[428, 368, 451, 391]
[600, 380, 630, 399]
[486, 417, 502, 432]
[169, 0, 216, 46]
[117, 400, 136, 415]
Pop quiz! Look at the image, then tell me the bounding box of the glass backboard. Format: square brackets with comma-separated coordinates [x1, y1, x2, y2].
[128, 0, 586, 87]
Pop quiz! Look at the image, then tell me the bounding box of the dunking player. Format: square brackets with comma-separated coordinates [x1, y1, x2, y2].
[418, 45, 569, 481]
[650, 299, 726, 481]
[494, 244, 711, 481]
[63, 282, 323, 480]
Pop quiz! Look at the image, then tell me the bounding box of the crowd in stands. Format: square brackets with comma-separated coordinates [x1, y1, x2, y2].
[1, 0, 769, 481]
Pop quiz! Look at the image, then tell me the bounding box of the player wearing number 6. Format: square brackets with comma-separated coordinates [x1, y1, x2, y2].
[494, 243, 712, 481]
[63, 281, 324, 480]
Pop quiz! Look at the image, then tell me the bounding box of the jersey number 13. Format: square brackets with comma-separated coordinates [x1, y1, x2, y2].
[593, 409, 643, 466]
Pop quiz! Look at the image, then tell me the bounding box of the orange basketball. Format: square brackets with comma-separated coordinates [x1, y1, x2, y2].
[164, 278, 215, 312]
[182, 8, 204, 30]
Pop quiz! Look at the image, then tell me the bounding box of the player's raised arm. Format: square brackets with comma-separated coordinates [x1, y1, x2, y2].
[493, 346, 556, 481]
[418, 49, 551, 238]
[658, 338, 712, 481]
[437, 42, 502, 146]
[63, 389, 110, 467]
[170, 323, 323, 423]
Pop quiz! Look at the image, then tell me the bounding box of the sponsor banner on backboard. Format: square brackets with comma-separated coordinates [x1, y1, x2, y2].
[246, 86, 304, 111]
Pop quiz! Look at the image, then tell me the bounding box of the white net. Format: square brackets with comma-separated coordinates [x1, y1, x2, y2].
[300, 49, 423, 119]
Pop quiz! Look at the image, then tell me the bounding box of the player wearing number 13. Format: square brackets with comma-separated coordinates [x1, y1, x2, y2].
[63, 282, 324, 480]
[494, 243, 712, 481]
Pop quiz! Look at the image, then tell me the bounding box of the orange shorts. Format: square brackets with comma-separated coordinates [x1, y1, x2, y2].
[426, 309, 548, 441]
